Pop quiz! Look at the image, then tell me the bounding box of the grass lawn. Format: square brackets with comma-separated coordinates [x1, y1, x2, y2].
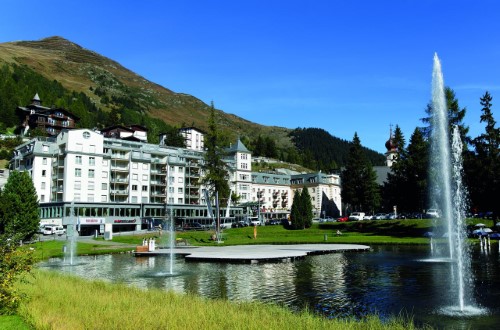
[13, 270, 423, 330]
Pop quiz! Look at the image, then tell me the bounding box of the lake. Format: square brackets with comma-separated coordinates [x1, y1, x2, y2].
[41, 244, 500, 329]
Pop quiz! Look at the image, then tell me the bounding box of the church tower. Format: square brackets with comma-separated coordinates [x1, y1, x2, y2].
[385, 125, 397, 167]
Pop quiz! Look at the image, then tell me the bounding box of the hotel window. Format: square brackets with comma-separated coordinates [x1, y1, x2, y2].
[40, 195, 45, 202]
[178, 177, 183, 183]
[88, 182, 95, 190]
[88, 194, 94, 202]
[102, 171, 108, 178]
[43, 158, 47, 165]
[142, 174, 148, 181]
[74, 193, 81, 201]
[75, 168, 82, 177]
[42, 170, 46, 177]
[76, 156, 82, 164]
[101, 195, 107, 202]
[132, 174, 138, 181]
[168, 187, 174, 193]
[132, 163, 138, 169]
[178, 187, 183, 193]
[132, 196, 138, 203]
[143, 163, 148, 170]
[75, 181, 81, 190]
[178, 198, 183, 204]
[102, 183, 108, 190]
[240, 154, 247, 160]
[89, 157, 95, 166]
[142, 186, 148, 192]
[41, 182, 46, 189]
[241, 163, 248, 169]
[88, 169, 95, 178]
[132, 185, 138, 191]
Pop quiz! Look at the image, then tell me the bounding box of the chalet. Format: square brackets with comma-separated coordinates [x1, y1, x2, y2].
[100, 124, 148, 142]
[16, 93, 80, 136]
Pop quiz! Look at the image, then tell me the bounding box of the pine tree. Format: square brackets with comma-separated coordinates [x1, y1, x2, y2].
[341, 133, 377, 213]
[202, 103, 230, 206]
[290, 189, 302, 229]
[300, 186, 313, 228]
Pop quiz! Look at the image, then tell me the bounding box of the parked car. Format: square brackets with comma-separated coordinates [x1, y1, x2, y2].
[43, 225, 66, 235]
[373, 213, 387, 220]
[426, 209, 440, 218]
[364, 214, 374, 220]
[348, 212, 365, 221]
[337, 216, 349, 222]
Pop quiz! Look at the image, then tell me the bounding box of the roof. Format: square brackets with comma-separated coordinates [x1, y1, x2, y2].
[226, 138, 250, 154]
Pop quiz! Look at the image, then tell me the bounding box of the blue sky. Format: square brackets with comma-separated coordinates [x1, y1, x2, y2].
[2, 1, 500, 153]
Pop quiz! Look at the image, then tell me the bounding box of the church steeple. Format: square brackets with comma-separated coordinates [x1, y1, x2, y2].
[32, 93, 41, 106]
[385, 124, 397, 167]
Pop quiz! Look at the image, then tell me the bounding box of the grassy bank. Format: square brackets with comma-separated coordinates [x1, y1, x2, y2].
[14, 270, 424, 330]
[113, 220, 435, 247]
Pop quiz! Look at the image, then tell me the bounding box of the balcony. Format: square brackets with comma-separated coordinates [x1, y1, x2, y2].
[110, 177, 129, 183]
[110, 189, 129, 196]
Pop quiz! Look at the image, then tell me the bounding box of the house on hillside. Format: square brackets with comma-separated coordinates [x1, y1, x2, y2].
[16, 93, 80, 136]
[100, 124, 148, 142]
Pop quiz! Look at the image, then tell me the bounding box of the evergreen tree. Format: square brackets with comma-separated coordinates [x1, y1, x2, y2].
[300, 186, 313, 228]
[0, 171, 40, 241]
[467, 91, 500, 221]
[202, 103, 230, 206]
[290, 189, 302, 229]
[341, 133, 380, 213]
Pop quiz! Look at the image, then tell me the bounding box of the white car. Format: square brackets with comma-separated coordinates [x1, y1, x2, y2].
[348, 212, 365, 221]
[43, 225, 66, 235]
[426, 209, 440, 218]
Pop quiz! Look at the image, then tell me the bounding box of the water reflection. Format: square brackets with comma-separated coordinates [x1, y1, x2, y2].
[40, 245, 500, 329]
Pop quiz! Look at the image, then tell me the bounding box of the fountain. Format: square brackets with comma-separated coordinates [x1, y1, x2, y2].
[64, 201, 78, 266]
[168, 206, 175, 275]
[429, 54, 482, 315]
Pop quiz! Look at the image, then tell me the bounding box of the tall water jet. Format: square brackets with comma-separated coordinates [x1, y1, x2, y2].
[430, 54, 475, 313]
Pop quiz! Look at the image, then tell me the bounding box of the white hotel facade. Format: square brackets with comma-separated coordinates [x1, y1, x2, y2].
[10, 128, 342, 235]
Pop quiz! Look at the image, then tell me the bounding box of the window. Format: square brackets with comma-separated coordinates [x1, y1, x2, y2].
[241, 163, 248, 169]
[101, 195, 107, 202]
[178, 187, 183, 193]
[169, 177, 174, 184]
[41, 182, 46, 189]
[132, 185, 138, 191]
[102, 183, 107, 190]
[89, 157, 95, 166]
[132, 163, 138, 169]
[42, 145, 49, 152]
[142, 174, 148, 181]
[170, 166, 175, 172]
[142, 186, 148, 192]
[88, 182, 95, 190]
[74, 193, 81, 201]
[240, 154, 248, 160]
[178, 177, 183, 183]
[76, 156, 82, 165]
[142, 163, 148, 170]
[83, 131, 90, 139]
[88, 169, 95, 178]
[132, 174, 138, 181]
[75, 168, 82, 177]
[41, 195, 45, 202]
[75, 181, 81, 190]
[178, 198, 183, 204]
[102, 171, 108, 178]
[43, 158, 47, 165]
[42, 170, 46, 177]
[131, 196, 138, 203]
[168, 187, 174, 193]
[87, 194, 94, 202]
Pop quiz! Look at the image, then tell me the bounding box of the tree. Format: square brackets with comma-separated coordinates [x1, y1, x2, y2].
[0, 171, 40, 241]
[421, 86, 470, 148]
[202, 103, 230, 206]
[0, 170, 38, 314]
[300, 186, 313, 228]
[290, 189, 303, 229]
[341, 133, 380, 213]
[466, 91, 500, 221]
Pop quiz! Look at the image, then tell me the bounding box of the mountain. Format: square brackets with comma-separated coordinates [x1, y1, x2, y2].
[0, 36, 385, 168]
[0, 36, 293, 147]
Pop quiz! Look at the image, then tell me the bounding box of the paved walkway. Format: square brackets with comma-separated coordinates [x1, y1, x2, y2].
[134, 244, 370, 263]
